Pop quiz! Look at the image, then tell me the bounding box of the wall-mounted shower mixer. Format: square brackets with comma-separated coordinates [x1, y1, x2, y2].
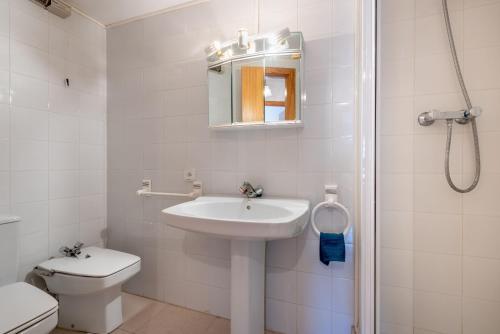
[418, 107, 482, 126]
[422, 0, 483, 193]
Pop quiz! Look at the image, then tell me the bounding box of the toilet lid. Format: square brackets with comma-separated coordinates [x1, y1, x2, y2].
[37, 247, 141, 278]
[0, 282, 58, 334]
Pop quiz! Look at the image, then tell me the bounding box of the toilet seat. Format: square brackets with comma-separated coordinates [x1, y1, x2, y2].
[37, 247, 140, 278]
[0, 282, 58, 334]
[36, 247, 141, 296]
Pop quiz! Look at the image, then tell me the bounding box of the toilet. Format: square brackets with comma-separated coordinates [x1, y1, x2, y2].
[35, 246, 141, 334]
[0, 216, 58, 334]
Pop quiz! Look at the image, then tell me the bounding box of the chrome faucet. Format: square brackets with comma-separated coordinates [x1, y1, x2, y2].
[59, 242, 84, 258]
[239, 181, 263, 198]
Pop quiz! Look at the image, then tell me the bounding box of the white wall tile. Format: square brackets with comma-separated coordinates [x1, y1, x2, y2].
[11, 41, 49, 80]
[380, 135, 413, 173]
[380, 286, 413, 326]
[332, 278, 355, 315]
[380, 211, 413, 250]
[0, 70, 9, 105]
[0, 1, 9, 38]
[464, 3, 500, 49]
[463, 298, 500, 334]
[11, 74, 49, 110]
[298, 0, 332, 40]
[415, 12, 463, 56]
[10, 7, 48, 52]
[414, 174, 462, 214]
[11, 171, 48, 203]
[463, 256, 500, 302]
[381, 0, 415, 23]
[49, 142, 79, 170]
[49, 170, 78, 199]
[12, 107, 48, 141]
[266, 298, 297, 334]
[297, 305, 332, 334]
[12, 140, 48, 171]
[49, 113, 79, 143]
[0, 104, 9, 139]
[266, 266, 297, 304]
[79, 119, 104, 145]
[49, 197, 79, 228]
[463, 214, 500, 258]
[13, 201, 48, 236]
[79, 145, 104, 170]
[0, 171, 9, 207]
[379, 98, 414, 135]
[19, 230, 48, 266]
[380, 248, 413, 288]
[463, 172, 500, 216]
[297, 271, 332, 309]
[464, 46, 500, 90]
[414, 252, 462, 295]
[414, 292, 462, 334]
[380, 174, 413, 211]
[414, 213, 462, 254]
[381, 20, 415, 61]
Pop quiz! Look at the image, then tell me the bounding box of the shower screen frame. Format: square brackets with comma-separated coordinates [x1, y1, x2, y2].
[357, 0, 378, 333]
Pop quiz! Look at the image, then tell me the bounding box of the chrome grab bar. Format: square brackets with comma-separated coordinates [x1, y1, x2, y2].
[418, 107, 482, 126]
[137, 180, 203, 199]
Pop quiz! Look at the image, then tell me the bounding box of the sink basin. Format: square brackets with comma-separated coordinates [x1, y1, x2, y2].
[162, 195, 310, 334]
[162, 196, 310, 240]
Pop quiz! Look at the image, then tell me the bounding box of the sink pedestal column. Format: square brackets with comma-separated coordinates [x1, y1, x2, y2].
[230, 240, 266, 334]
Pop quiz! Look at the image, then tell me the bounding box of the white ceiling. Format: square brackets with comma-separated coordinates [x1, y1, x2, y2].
[64, 0, 199, 27]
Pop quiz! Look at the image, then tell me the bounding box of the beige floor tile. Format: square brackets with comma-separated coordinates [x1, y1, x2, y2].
[120, 301, 168, 333]
[206, 318, 230, 334]
[51, 293, 284, 334]
[50, 329, 75, 334]
[135, 303, 216, 334]
[122, 293, 156, 323]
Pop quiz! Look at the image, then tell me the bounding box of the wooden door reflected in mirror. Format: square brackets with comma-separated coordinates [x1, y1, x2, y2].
[241, 66, 296, 123]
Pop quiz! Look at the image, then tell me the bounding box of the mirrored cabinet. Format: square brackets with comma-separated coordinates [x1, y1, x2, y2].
[206, 30, 304, 129]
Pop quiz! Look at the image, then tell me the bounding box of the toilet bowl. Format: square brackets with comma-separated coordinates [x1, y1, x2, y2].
[35, 247, 141, 334]
[0, 282, 58, 334]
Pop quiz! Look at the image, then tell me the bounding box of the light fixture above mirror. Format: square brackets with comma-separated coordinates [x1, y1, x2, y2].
[205, 28, 297, 65]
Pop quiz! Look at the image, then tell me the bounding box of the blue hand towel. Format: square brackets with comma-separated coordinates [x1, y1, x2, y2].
[320, 232, 346, 265]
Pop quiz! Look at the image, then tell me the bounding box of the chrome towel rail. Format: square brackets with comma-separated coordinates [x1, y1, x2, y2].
[137, 180, 202, 199]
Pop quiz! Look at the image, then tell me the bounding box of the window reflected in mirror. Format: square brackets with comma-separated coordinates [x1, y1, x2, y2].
[240, 66, 296, 123]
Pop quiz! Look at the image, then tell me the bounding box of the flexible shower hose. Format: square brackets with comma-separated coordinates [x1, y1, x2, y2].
[442, 0, 481, 193]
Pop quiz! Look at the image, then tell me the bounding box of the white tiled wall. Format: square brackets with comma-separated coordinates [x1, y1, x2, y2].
[379, 0, 500, 333]
[0, 0, 107, 279]
[106, 0, 356, 333]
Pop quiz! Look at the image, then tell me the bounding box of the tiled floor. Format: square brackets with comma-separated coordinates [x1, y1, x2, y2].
[51, 293, 280, 334]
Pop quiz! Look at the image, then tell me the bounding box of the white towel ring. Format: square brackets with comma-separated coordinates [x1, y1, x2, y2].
[310, 185, 352, 237]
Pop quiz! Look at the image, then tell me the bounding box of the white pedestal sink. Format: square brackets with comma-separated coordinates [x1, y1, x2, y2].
[162, 196, 310, 334]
